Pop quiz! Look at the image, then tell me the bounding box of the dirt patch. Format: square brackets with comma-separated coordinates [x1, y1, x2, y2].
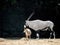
[0, 38, 60, 45]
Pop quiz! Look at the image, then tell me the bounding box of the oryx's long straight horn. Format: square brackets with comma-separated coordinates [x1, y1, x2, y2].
[27, 12, 34, 21]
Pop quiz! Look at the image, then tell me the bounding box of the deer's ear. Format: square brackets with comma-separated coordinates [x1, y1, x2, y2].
[24, 25, 26, 28]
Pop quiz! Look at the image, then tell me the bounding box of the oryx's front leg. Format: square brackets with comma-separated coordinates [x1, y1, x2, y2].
[36, 33, 39, 39]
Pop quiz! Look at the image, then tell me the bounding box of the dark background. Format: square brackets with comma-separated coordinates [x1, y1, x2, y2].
[0, 0, 60, 38]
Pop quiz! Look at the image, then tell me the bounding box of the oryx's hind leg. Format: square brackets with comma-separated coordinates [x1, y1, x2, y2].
[52, 31, 55, 39]
[47, 27, 52, 39]
[50, 31, 55, 39]
[49, 31, 52, 39]
[50, 28, 55, 39]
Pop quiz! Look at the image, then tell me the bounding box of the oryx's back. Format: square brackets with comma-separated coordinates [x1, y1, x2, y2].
[25, 19, 54, 31]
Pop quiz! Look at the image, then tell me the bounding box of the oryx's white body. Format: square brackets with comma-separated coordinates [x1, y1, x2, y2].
[26, 20, 54, 31]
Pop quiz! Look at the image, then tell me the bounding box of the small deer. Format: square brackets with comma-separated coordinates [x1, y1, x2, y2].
[24, 25, 31, 40]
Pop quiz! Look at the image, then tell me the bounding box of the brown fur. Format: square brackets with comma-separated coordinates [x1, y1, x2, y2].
[24, 28, 31, 40]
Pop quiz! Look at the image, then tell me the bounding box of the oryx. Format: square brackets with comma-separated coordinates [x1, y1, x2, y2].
[24, 11, 55, 39]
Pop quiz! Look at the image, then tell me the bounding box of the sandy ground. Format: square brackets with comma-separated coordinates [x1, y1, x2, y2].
[0, 38, 60, 45]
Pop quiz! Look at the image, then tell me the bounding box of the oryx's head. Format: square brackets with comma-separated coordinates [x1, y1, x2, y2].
[25, 11, 34, 27]
[25, 20, 29, 27]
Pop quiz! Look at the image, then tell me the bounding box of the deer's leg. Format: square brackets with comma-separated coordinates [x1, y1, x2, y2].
[29, 35, 31, 39]
[26, 34, 29, 40]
